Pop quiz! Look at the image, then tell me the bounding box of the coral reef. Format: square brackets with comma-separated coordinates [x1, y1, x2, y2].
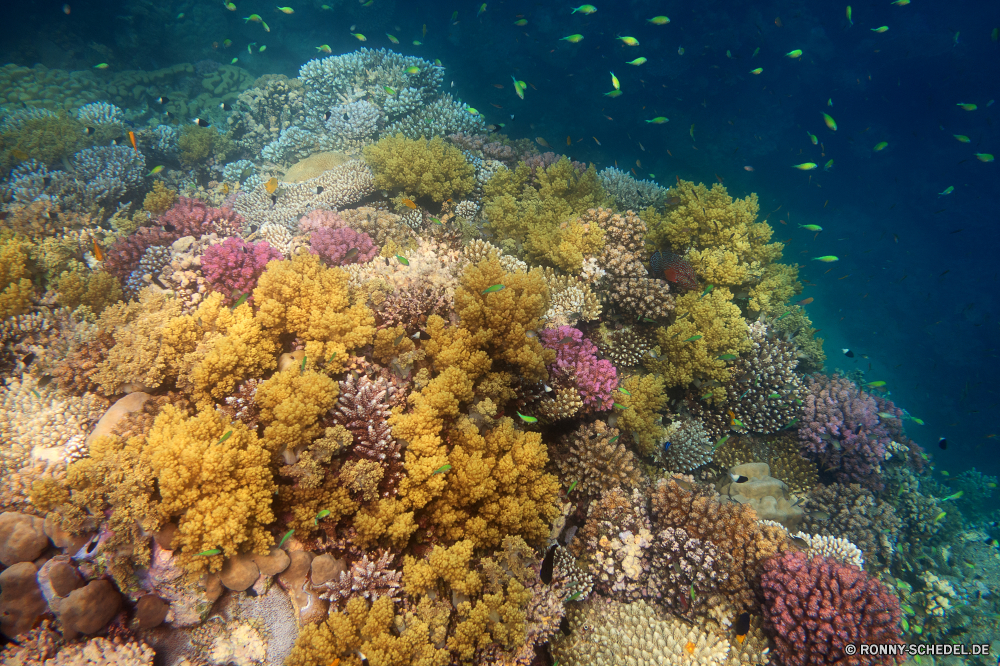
[554, 420, 643, 499]
[364, 134, 476, 202]
[538, 326, 617, 413]
[201, 236, 283, 304]
[799, 483, 900, 572]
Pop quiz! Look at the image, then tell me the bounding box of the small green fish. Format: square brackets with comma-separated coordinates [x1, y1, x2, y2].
[617, 389, 632, 398]
[276, 6, 294, 14]
[699, 284, 714, 299]
[645, 116, 669, 124]
[432, 464, 452, 475]
[278, 529, 295, 547]
[386, 33, 399, 44]
[901, 617, 909, 633]
[749, 67, 763, 74]
[626, 57, 647, 65]
[866, 380, 886, 387]
[768, 393, 781, 399]
[871, 26, 889, 33]
[785, 49, 803, 58]
[567, 590, 583, 601]
[610, 71, 620, 89]
[608, 435, 619, 443]
[314, 509, 331, 524]
[148, 165, 165, 175]
[571, 4, 597, 14]
[824, 159, 834, 170]
[603, 90, 622, 98]
[231, 57, 239, 64]
[792, 162, 818, 170]
[938, 186, 954, 195]
[807, 131, 818, 145]
[429, 216, 443, 224]
[482, 284, 505, 294]
[351, 32, 367, 41]
[777, 310, 791, 320]
[812, 255, 839, 262]
[93, 63, 109, 69]
[953, 134, 970, 143]
[822, 112, 837, 131]
[713, 434, 730, 450]
[567, 480, 578, 493]
[647, 15, 669, 24]
[196, 548, 222, 556]
[300, 354, 307, 372]
[957, 102, 977, 111]
[517, 411, 538, 423]
[933, 511, 946, 523]
[218, 430, 233, 444]
[941, 490, 963, 501]
[259, 45, 267, 52]
[316, 44, 332, 53]
[613, 402, 628, 410]
[514, 19, 528, 26]
[907, 416, 924, 425]
[405, 66, 420, 74]
[752, 46, 760, 57]
[701, 392, 714, 400]
[684, 335, 703, 342]
[396, 254, 409, 265]
[690, 583, 696, 601]
[383, 85, 396, 95]
[477, 3, 487, 18]
[718, 354, 738, 360]
[617, 36, 640, 46]
[877, 411, 898, 419]
[731, 418, 745, 428]
[412, 40, 422, 45]
[873, 141, 889, 152]
[31, 389, 42, 399]
[976, 153, 995, 162]
[799, 224, 823, 231]
[466, 107, 480, 115]
[560, 34, 584, 43]
[795, 399, 803, 406]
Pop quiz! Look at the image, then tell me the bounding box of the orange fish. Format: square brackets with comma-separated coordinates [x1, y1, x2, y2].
[401, 198, 417, 209]
[636, 159, 641, 167]
[92, 238, 104, 262]
[128, 130, 138, 153]
[264, 177, 278, 194]
[744, 166, 754, 171]
[795, 297, 814, 305]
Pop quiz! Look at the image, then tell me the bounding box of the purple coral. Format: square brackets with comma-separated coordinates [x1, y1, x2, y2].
[202, 237, 282, 304]
[799, 374, 900, 492]
[160, 197, 243, 238]
[540, 326, 617, 412]
[309, 227, 378, 267]
[298, 208, 347, 234]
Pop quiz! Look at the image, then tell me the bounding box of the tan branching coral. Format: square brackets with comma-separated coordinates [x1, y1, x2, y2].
[593, 208, 674, 320]
[555, 420, 643, 499]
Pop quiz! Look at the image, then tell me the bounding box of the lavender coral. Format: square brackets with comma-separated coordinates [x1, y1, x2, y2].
[799, 374, 901, 491]
[309, 226, 379, 266]
[539, 326, 617, 412]
[202, 237, 282, 305]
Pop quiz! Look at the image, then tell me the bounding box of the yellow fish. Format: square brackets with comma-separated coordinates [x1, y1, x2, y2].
[93, 62, 109, 69]
[224, 2, 236, 10]
[610, 71, 619, 90]
[276, 6, 294, 14]
[265, 177, 278, 194]
[807, 131, 818, 145]
[560, 34, 584, 43]
[792, 162, 818, 170]
[647, 16, 669, 24]
[351, 32, 366, 41]
[626, 57, 647, 65]
[822, 112, 837, 130]
[316, 44, 332, 53]
[785, 49, 803, 58]
[617, 35, 640, 46]
[749, 67, 763, 74]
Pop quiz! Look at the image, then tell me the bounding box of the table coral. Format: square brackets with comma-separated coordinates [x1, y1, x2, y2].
[143, 405, 276, 575]
[364, 134, 475, 202]
[253, 252, 376, 374]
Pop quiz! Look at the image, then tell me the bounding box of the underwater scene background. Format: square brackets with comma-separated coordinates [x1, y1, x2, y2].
[0, 0, 998, 664]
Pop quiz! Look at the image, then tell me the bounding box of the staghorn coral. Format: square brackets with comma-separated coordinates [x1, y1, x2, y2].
[800, 483, 900, 572]
[364, 134, 475, 202]
[615, 373, 669, 457]
[650, 477, 791, 610]
[253, 251, 376, 376]
[646, 288, 750, 395]
[554, 420, 643, 500]
[551, 598, 731, 666]
[314, 550, 403, 606]
[758, 551, 904, 666]
[592, 207, 675, 320]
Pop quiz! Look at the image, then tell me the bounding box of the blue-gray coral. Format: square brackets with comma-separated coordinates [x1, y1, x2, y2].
[383, 94, 486, 139]
[124, 245, 172, 299]
[222, 159, 258, 185]
[151, 124, 179, 156]
[598, 167, 669, 212]
[324, 100, 382, 152]
[76, 102, 124, 126]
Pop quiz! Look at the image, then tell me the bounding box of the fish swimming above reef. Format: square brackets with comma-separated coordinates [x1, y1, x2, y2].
[650, 251, 700, 291]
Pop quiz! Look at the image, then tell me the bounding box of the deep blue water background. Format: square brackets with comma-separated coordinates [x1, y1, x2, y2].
[2, 0, 998, 478]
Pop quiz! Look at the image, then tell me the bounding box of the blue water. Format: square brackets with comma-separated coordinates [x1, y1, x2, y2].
[1, 0, 997, 479]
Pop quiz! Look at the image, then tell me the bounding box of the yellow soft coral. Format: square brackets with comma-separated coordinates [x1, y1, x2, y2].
[142, 404, 275, 575]
[0, 231, 35, 320]
[51, 264, 123, 314]
[646, 287, 751, 394]
[402, 540, 483, 597]
[449, 578, 530, 663]
[255, 367, 338, 456]
[253, 252, 375, 373]
[286, 596, 449, 666]
[646, 180, 784, 287]
[615, 374, 669, 456]
[364, 134, 475, 202]
[481, 158, 611, 270]
[748, 262, 802, 317]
